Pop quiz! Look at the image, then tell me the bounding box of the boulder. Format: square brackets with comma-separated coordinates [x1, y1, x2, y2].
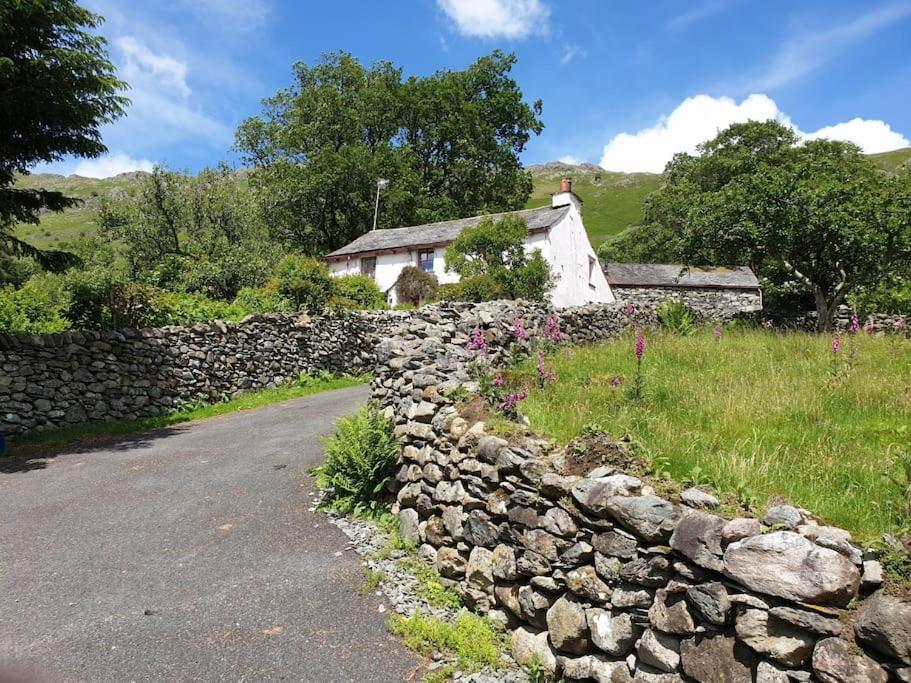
[517, 550, 551, 577]
[854, 592, 911, 665]
[572, 474, 643, 515]
[522, 528, 568, 562]
[721, 517, 761, 546]
[619, 555, 672, 588]
[649, 589, 696, 635]
[605, 495, 678, 544]
[546, 594, 591, 655]
[612, 584, 654, 608]
[680, 487, 720, 510]
[466, 546, 494, 593]
[441, 505, 464, 540]
[594, 552, 622, 583]
[561, 541, 595, 565]
[685, 582, 731, 626]
[560, 654, 634, 683]
[669, 509, 725, 572]
[511, 626, 558, 676]
[491, 544, 517, 581]
[754, 661, 790, 683]
[518, 585, 553, 629]
[588, 608, 641, 657]
[542, 506, 578, 537]
[723, 531, 860, 607]
[680, 634, 754, 683]
[636, 629, 680, 673]
[734, 608, 815, 667]
[494, 583, 522, 618]
[593, 530, 639, 559]
[763, 505, 805, 529]
[398, 508, 420, 545]
[566, 565, 612, 603]
[812, 637, 888, 683]
[464, 510, 499, 548]
[434, 546, 466, 579]
[768, 606, 842, 637]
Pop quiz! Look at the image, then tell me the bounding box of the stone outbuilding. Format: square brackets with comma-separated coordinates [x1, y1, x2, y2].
[603, 262, 762, 319]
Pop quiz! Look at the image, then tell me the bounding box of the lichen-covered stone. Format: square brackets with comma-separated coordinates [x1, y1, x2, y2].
[684, 582, 731, 626]
[854, 592, 911, 665]
[680, 634, 754, 683]
[572, 475, 643, 516]
[669, 509, 725, 572]
[605, 495, 679, 544]
[546, 594, 591, 655]
[511, 626, 558, 676]
[588, 608, 641, 657]
[812, 637, 888, 683]
[734, 608, 815, 667]
[636, 629, 680, 673]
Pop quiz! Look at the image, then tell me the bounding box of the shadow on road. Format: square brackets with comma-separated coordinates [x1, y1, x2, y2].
[0, 424, 192, 474]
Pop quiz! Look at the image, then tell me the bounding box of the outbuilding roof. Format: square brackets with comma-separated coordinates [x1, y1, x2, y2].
[324, 205, 570, 260]
[603, 262, 760, 289]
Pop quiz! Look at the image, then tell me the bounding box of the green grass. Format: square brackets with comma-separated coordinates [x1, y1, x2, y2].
[869, 147, 911, 173]
[397, 556, 463, 609]
[388, 611, 506, 672]
[527, 162, 661, 245]
[518, 329, 911, 540]
[8, 373, 366, 455]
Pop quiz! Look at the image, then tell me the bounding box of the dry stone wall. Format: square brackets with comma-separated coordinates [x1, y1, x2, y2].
[377, 301, 909, 683]
[612, 286, 762, 321]
[0, 311, 403, 436]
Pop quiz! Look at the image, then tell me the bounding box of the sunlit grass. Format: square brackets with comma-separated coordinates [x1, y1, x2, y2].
[520, 328, 911, 540]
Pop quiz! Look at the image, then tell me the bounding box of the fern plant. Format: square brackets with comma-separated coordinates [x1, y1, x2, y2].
[311, 403, 399, 515]
[656, 299, 696, 335]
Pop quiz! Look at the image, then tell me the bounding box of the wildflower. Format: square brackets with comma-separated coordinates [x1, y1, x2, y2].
[492, 374, 505, 388]
[635, 331, 645, 359]
[864, 318, 874, 335]
[898, 316, 907, 332]
[609, 375, 623, 388]
[543, 314, 562, 343]
[625, 302, 635, 316]
[850, 310, 860, 333]
[832, 330, 841, 354]
[513, 317, 529, 342]
[634, 330, 645, 399]
[466, 326, 487, 353]
[713, 325, 722, 340]
[536, 352, 556, 384]
[500, 387, 528, 414]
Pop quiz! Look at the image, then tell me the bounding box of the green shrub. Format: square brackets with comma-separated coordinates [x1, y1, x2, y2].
[233, 281, 293, 314]
[0, 274, 70, 333]
[656, 299, 695, 335]
[395, 265, 438, 306]
[64, 269, 153, 329]
[146, 291, 248, 327]
[333, 274, 387, 309]
[436, 282, 464, 301]
[388, 611, 505, 672]
[458, 274, 507, 302]
[312, 403, 400, 515]
[274, 254, 333, 313]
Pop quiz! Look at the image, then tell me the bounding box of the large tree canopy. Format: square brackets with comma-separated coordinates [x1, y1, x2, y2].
[235, 50, 544, 254]
[602, 120, 911, 330]
[0, 0, 128, 269]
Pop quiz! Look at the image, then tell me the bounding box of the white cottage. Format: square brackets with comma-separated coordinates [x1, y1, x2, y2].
[325, 179, 615, 308]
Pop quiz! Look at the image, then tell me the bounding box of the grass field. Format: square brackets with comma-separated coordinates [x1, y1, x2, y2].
[518, 329, 911, 540]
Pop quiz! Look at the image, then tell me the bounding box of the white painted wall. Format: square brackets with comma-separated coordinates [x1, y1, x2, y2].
[327, 195, 615, 307]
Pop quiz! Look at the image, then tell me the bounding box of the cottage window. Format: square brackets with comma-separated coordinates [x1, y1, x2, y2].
[418, 249, 434, 273]
[361, 256, 377, 279]
[588, 256, 597, 284]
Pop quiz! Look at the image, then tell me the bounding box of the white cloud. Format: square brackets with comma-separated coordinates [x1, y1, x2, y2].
[116, 36, 191, 99]
[560, 44, 586, 65]
[559, 155, 582, 165]
[598, 93, 910, 173]
[71, 153, 155, 178]
[805, 118, 910, 153]
[667, 0, 729, 30]
[751, 3, 911, 90]
[600, 94, 790, 173]
[186, 0, 271, 30]
[437, 0, 549, 39]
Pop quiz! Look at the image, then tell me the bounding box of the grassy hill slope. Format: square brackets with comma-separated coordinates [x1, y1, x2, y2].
[526, 162, 660, 246]
[869, 146, 911, 172]
[12, 172, 144, 249]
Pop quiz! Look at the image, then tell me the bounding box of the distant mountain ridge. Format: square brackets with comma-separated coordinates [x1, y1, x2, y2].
[13, 147, 911, 250]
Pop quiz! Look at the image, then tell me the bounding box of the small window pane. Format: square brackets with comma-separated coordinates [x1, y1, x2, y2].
[361, 256, 376, 278]
[418, 250, 434, 273]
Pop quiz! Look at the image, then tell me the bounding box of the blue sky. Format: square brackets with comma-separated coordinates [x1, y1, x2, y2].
[41, 0, 911, 177]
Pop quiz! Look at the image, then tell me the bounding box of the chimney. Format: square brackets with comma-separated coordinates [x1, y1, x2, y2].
[552, 176, 581, 209]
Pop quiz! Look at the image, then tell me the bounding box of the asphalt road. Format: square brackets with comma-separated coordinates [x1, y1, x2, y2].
[0, 386, 422, 683]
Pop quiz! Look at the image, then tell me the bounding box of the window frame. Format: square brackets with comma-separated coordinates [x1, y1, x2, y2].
[418, 249, 435, 273]
[361, 256, 377, 279]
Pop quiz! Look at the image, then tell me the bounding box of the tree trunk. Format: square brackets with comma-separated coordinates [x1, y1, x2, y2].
[814, 287, 834, 332]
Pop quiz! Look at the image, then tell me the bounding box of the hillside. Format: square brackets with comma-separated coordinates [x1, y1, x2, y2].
[12, 146, 911, 251]
[13, 172, 145, 249]
[527, 162, 660, 245]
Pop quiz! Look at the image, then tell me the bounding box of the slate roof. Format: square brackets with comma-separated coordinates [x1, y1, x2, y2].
[603, 262, 760, 289]
[324, 205, 570, 259]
